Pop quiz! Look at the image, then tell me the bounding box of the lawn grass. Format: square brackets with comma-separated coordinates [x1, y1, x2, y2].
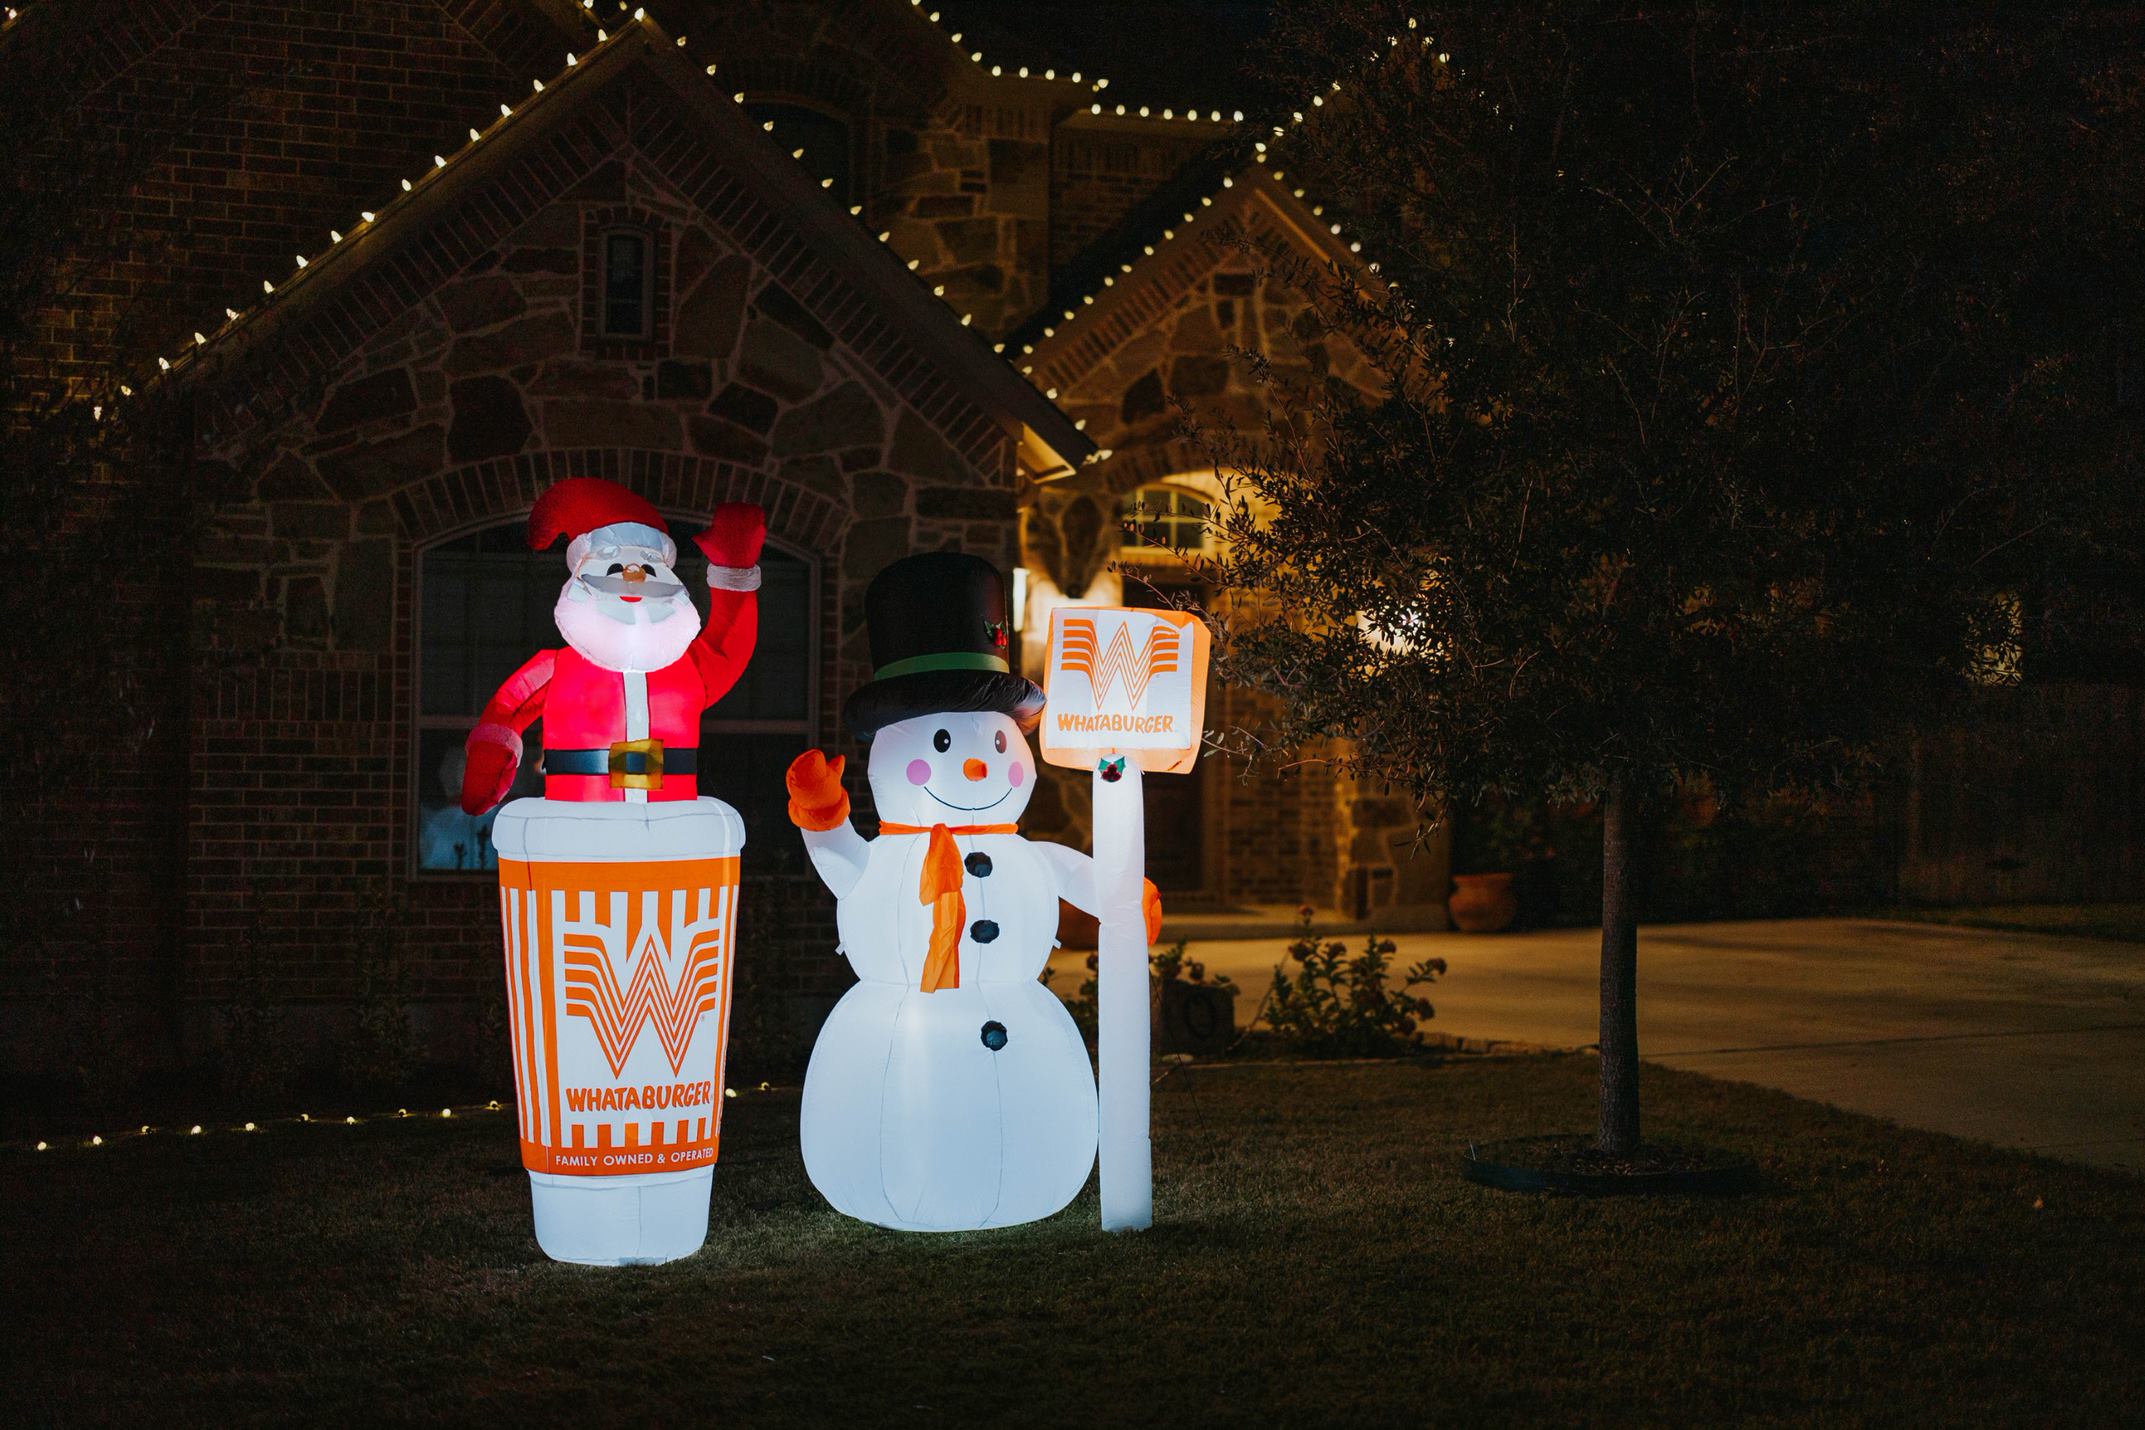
[1876, 901, 2145, 943]
[6, 1054, 2141, 1426]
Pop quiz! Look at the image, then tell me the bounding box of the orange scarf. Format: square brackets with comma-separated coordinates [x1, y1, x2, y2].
[878, 822, 1018, 992]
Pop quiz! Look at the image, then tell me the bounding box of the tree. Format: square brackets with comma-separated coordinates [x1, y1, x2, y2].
[1182, 0, 2142, 1153]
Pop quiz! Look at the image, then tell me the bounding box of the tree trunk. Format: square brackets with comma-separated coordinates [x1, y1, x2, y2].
[1597, 768, 1641, 1154]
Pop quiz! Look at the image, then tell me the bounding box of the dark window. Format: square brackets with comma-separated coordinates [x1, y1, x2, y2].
[601, 229, 653, 338]
[414, 521, 817, 873]
[743, 101, 854, 205]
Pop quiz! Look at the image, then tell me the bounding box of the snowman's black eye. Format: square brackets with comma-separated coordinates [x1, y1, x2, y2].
[993, 730, 1006, 753]
[607, 563, 624, 575]
[932, 728, 951, 752]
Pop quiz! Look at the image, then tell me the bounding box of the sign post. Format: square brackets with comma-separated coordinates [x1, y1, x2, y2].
[1040, 606, 1211, 1232]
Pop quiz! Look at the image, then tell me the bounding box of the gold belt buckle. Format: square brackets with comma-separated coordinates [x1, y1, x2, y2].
[608, 737, 664, 790]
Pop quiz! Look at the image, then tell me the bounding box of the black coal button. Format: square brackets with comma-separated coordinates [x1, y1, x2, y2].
[980, 1020, 1008, 1051]
[965, 851, 993, 877]
[969, 918, 999, 943]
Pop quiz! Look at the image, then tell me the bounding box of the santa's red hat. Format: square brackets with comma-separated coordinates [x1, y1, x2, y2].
[527, 477, 676, 569]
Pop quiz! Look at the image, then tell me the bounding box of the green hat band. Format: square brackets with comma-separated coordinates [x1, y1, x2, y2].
[873, 651, 1011, 680]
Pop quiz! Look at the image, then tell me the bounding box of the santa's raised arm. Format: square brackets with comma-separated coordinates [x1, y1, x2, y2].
[460, 477, 764, 813]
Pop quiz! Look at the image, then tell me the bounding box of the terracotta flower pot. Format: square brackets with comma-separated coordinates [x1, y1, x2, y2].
[1449, 872, 1518, 934]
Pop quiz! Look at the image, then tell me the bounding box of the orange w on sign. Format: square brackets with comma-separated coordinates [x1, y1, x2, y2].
[562, 920, 727, 1077]
[1058, 616, 1181, 709]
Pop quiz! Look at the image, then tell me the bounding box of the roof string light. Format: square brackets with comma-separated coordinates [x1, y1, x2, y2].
[150, 3, 1130, 403]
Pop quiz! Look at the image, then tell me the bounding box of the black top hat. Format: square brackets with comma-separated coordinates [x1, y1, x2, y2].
[843, 552, 1045, 739]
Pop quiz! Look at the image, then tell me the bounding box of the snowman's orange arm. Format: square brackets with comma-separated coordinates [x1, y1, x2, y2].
[1032, 841, 1100, 915]
[477, 648, 555, 735]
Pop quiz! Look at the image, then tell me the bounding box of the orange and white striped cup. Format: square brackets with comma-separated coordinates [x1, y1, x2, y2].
[492, 798, 744, 1266]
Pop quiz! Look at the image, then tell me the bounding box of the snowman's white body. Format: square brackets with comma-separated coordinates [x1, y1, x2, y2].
[798, 711, 1100, 1231]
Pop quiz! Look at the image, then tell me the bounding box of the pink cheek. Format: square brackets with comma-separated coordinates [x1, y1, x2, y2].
[906, 759, 933, 786]
[1008, 761, 1027, 788]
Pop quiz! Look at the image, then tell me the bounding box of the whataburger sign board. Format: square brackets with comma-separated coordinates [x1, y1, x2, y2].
[1039, 606, 1211, 772]
[1039, 603, 1211, 1233]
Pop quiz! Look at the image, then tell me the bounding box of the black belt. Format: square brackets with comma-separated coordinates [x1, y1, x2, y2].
[546, 745, 698, 776]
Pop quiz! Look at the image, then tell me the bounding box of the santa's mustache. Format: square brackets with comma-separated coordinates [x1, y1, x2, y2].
[574, 572, 687, 602]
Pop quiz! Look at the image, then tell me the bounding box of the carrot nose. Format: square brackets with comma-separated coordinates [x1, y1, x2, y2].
[962, 758, 988, 781]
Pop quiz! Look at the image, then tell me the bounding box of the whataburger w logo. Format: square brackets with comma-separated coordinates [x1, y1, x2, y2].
[561, 919, 725, 1077]
[1060, 616, 1181, 709]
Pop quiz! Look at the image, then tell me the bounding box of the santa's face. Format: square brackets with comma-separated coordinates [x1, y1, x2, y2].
[868, 711, 1036, 827]
[552, 541, 701, 673]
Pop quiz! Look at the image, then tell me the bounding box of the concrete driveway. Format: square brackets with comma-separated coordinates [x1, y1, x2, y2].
[1060, 918, 2145, 1173]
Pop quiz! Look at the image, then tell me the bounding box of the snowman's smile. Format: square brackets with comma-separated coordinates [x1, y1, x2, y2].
[924, 786, 1010, 814]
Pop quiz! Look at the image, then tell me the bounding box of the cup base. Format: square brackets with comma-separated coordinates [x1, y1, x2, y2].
[527, 1168, 713, 1266]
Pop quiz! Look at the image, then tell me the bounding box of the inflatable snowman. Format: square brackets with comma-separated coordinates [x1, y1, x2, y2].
[786, 553, 1160, 1231]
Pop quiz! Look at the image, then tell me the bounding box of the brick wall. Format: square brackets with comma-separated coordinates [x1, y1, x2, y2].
[25, 0, 570, 397]
[3, 0, 571, 1073]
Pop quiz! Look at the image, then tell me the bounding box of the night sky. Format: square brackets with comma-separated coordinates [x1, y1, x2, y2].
[958, 0, 1281, 112]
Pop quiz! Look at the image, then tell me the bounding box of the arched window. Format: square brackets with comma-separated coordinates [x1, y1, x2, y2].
[414, 520, 817, 873]
[1118, 483, 1215, 555]
[744, 100, 854, 205]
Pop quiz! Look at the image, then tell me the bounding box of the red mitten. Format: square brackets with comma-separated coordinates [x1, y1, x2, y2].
[1143, 878, 1164, 944]
[786, 750, 851, 832]
[461, 723, 522, 815]
[694, 502, 766, 571]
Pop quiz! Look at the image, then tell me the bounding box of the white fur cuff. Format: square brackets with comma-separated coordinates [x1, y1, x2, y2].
[468, 722, 523, 762]
[707, 564, 762, 592]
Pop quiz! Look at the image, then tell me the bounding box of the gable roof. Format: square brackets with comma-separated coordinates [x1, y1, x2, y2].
[160, 14, 1092, 477]
[1012, 163, 1371, 399]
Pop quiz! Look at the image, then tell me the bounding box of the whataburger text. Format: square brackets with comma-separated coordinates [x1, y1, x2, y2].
[565, 1079, 715, 1113]
[1054, 710, 1177, 734]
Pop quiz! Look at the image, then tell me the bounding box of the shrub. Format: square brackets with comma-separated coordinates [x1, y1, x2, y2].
[1052, 938, 1237, 1045]
[1262, 908, 1444, 1058]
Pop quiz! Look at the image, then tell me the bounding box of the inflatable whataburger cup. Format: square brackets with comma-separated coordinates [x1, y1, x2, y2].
[492, 799, 744, 1265]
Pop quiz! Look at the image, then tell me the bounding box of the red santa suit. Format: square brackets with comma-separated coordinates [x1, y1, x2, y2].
[459, 478, 764, 813]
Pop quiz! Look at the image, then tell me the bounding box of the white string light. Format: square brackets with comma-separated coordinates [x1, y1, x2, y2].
[1022, 18, 1428, 362]
[17, 1091, 794, 1157]
[143, 19, 643, 391]
[905, 0, 1103, 90]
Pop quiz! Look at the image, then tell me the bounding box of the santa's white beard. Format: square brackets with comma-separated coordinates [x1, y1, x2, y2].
[554, 579, 702, 672]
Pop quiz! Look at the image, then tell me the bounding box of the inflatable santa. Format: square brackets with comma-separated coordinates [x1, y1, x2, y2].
[465, 477, 764, 1266]
[785, 553, 1160, 1232]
